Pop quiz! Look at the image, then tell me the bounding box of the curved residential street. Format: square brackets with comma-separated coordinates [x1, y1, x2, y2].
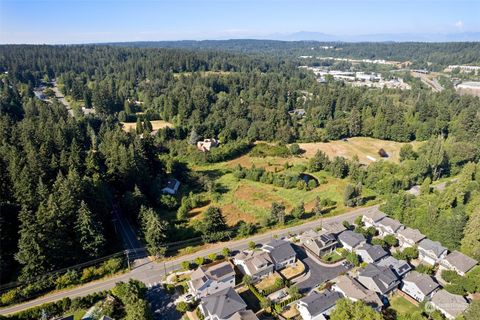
[0, 205, 378, 316]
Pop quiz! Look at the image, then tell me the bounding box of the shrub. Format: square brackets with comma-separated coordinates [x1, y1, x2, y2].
[416, 264, 434, 275]
[221, 247, 231, 258]
[208, 253, 217, 262]
[248, 241, 256, 250]
[289, 143, 302, 155]
[176, 301, 191, 313]
[55, 270, 79, 289]
[0, 288, 21, 306]
[81, 266, 97, 282]
[307, 179, 318, 189]
[441, 270, 461, 283]
[181, 261, 191, 271]
[194, 257, 205, 266]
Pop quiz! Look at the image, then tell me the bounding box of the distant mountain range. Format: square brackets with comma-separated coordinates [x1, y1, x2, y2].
[261, 31, 480, 42]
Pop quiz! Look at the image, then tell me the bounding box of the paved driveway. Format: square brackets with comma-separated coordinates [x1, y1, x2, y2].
[293, 246, 351, 294]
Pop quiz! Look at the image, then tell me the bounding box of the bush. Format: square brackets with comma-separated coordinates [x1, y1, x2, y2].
[176, 301, 191, 313]
[441, 270, 461, 283]
[289, 143, 302, 155]
[194, 257, 205, 266]
[55, 270, 79, 289]
[159, 194, 178, 209]
[181, 261, 191, 271]
[0, 288, 21, 306]
[221, 247, 231, 258]
[416, 264, 434, 275]
[307, 179, 318, 189]
[81, 266, 97, 282]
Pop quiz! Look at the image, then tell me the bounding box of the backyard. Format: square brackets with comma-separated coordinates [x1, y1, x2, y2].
[389, 294, 422, 316]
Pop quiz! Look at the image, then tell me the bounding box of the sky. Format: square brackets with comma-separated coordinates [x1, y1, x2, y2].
[1, 0, 479, 44]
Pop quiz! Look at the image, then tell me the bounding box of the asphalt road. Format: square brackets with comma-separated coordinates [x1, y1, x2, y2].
[0, 205, 377, 316]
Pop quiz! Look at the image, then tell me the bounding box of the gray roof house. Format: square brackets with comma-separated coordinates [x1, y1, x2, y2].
[299, 230, 338, 257]
[430, 290, 469, 320]
[440, 251, 477, 276]
[321, 221, 347, 235]
[233, 250, 274, 281]
[375, 256, 412, 278]
[401, 271, 440, 302]
[332, 275, 383, 311]
[188, 261, 236, 298]
[375, 217, 404, 236]
[229, 310, 259, 320]
[338, 230, 366, 251]
[356, 244, 389, 263]
[199, 287, 249, 320]
[397, 227, 426, 248]
[357, 264, 400, 295]
[418, 239, 448, 266]
[362, 208, 387, 228]
[262, 239, 296, 270]
[297, 290, 343, 320]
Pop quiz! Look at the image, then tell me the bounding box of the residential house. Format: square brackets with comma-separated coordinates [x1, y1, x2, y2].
[397, 227, 426, 248]
[321, 222, 347, 236]
[440, 251, 477, 276]
[299, 230, 338, 257]
[199, 287, 251, 320]
[375, 217, 404, 236]
[375, 256, 412, 278]
[262, 239, 296, 270]
[418, 239, 448, 266]
[297, 290, 343, 320]
[161, 178, 180, 195]
[430, 290, 469, 320]
[362, 208, 387, 228]
[197, 138, 219, 152]
[332, 275, 383, 311]
[337, 230, 366, 251]
[188, 261, 236, 298]
[229, 310, 259, 320]
[357, 264, 400, 295]
[356, 244, 388, 263]
[233, 250, 274, 281]
[401, 271, 440, 302]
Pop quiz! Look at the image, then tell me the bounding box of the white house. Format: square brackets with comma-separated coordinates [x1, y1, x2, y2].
[418, 239, 448, 266]
[337, 230, 366, 251]
[233, 250, 274, 281]
[439, 251, 477, 276]
[332, 275, 383, 311]
[401, 271, 440, 302]
[297, 291, 343, 320]
[430, 290, 469, 320]
[188, 261, 236, 298]
[362, 208, 387, 228]
[197, 138, 219, 152]
[375, 217, 404, 236]
[199, 287, 257, 320]
[397, 227, 425, 248]
[261, 239, 296, 270]
[356, 244, 388, 264]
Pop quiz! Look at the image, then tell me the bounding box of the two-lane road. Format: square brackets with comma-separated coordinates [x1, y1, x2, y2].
[0, 205, 378, 316]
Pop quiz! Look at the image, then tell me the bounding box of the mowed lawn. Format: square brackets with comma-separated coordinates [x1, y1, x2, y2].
[298, 137, 423, 164]
[121, 120, 174, 132]
[389, 295, 422, 315]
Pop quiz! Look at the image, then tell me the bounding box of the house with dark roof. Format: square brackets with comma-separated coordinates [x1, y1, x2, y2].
[375, 256, 412, 278]
[418, 239, 448, 266]
[397, 227, 426, 248]
[430, 290, 469, 320]
[199, 287, 250, 320]
[332, 275, 383, 311]
[233, 250, 274, 281]
[229, 310, 259, 320]
[440, 251, 477, 276]
[356, 244, 388, 264]
[338, 230, 366, 251]
[401, 271, 440, 302]
[299, 230, 338, 257]
[188, 261, 236, 298]
[362, 208, 387, 228]
[262, 239, 296, 270]
[375, 217, 404, 236]
[296, 290, 343, 320]
[357, 264, 400, 295]
[161, 178, 180, 195]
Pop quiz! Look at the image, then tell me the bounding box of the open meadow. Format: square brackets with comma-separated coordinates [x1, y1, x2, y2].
[121, 120, 174, 132]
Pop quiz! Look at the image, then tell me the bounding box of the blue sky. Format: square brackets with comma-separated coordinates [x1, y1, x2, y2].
[1, 0, 479, 44]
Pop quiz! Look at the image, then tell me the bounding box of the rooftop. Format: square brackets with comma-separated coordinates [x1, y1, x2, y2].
[403, 271, 439, 296]
[298, 290, 343, 317]
[190, 261, 235, 290]
[334, 275, 383, 308]
[377, 217, 404, 231]
[338, 230, 366, 247]
[431, 290, 469, 318]
[357, 244, 388, 262]
[262, 239, 296, 264]
[201, 287, 247, 319]
[419, 239, 448, 257]
[442, 251, 477, 274]
[397, 227, 426, 243]
[358, 264, 399, 294]
[362, 207, 387, 223]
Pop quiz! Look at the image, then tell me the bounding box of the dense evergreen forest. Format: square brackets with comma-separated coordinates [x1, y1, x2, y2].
[0, 42, 480, 303]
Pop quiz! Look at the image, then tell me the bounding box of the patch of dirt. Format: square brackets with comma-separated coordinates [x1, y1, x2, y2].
[234, 184, 289, 209]
[121, 120, 174, 132]
[221, 204, 257, 226]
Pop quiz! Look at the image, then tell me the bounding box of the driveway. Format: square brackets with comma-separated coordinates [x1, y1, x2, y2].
[146, 285, 181, 320]
[293, 246, 351, 294]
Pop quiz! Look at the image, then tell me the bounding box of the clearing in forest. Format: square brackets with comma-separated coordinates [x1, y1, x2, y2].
[121, 120, 174, 132]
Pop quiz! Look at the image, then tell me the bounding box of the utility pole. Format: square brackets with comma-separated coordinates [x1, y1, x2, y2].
[125, 250, 130, 270]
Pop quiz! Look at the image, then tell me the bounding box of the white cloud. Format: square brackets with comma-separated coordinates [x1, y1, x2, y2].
[454, 20, 465, 29]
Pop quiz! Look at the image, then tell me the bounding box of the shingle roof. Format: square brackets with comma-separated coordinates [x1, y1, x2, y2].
[334, 275, 383, 308]
[338, 230, 366, 248]
[357, 244, 388, 262]
[397, 227, 426, 244]
[377, 217, 404, 232]
[229, 310, 259, 320]
[298, 290, 343, 317]
[201, 287, 247, 319]
[442, 251, 477, 274]
[363, 208, 387, 223]
[376, 256, 412, 277]
[419, 239, 447, 258]
[322, 221, 347, 234]
[262, 240, 296, 264]
[431, 290, 469, 318]
[358, 264, 399, 294]
[190, 261, 235, 290]
[403, 271, 439, 296]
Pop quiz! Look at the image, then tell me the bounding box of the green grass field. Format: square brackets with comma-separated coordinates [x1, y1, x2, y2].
[389, 295, 422, 315]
